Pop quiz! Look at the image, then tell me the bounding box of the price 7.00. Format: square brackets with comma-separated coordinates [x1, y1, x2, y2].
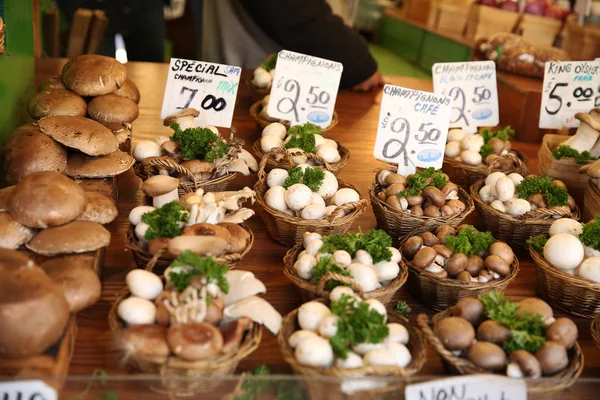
[544, 82, 599, 115]
[177, 86, 227, 112]
[448, 86, 491, 126]
[382, 118, 442, 166]
[276, 79, 331, 122]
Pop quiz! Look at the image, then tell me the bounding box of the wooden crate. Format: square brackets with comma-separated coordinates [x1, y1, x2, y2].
[583, 180, 600, 223]
[466, 5, 519, 41]
[428, 0, 470, 37]
[518, 14, 563, 49]
[564, 17, 600, 60]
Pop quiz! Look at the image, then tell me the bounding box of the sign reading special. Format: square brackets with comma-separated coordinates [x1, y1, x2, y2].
[432, 61, 499, 133]
[539, 60, 600, 129]
[161, 58, 242, 128]
[374, 85, 452, 175]
[267, 50, 343, 128]
[405, 375, 526, 400]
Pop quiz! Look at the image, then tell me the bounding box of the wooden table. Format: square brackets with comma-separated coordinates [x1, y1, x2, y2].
[33, 59, 600, 396]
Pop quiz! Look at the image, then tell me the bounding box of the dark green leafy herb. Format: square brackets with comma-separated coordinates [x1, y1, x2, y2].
[552, 145, 596, 164]
[170, 122, 230, 161]
[480, 143, 494, 159]
[397, 167, 447, 198]
[516, 176, 568, 207]
[311, 255, 352, 291]
[478, 126, 515, 159]
[141, 201, 188, 241]
[580, 216, 600, 252]
[284, 123, 322, 153]
[260, 53, 278, 71]
[445, 226, 494, 255]
[282, 167, 303, 188]
[236, 364, 305, 400]
[330, 295, 389, 359]
[282, 166, 325, 191]
[479, 292, 546, 354]
[394, 301, 412, 316]
[527, 235, 548, 254]
[320, 229, 393, 263]
[169, 250, 229, 294]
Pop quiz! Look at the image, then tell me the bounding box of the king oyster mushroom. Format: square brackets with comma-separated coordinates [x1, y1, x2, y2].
[142, 175, 180, 208]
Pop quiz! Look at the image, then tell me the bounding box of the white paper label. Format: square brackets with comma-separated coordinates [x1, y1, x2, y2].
[432, 61, 499, 134]
[161, 58, 242, 128]
[267, 50, 343, 128]
[374, 85, 452, 175]
[0, 380, 57, 400]
[405, 375, 527, 400]
[539, 60, 600, 129]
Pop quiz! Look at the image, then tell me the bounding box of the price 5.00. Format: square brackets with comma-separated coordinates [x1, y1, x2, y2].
[177, 86, 227, 112]
[544, 82, 598, 115]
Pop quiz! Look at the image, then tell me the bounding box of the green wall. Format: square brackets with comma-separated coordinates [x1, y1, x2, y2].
[0, 0, 35, 144]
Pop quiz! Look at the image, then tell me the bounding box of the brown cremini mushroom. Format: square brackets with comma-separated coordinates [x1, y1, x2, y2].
[167, 322, 224, 361]
[376, 191, 387, 202]
[0, 186, 14, 211]
[113, 78, 140, 103]
[26, 220, 110, 256]
[163, 108, 199, 130]
[535, 341, 569, 375]
[181, 160, 216, 181]
[38, 75, 66, 91]
[218, 222, 251, 254]
[446, 253, 468, 276]
[485, 255, 511, 276]
[489, 138, 505, 155]
[488, 242, 514, 264]
[65, 150, 135, 179]
[386, 195, 403, 210]
[412, 247, 437, 269]
[447, 199, 466, 215]
[407, 194, 424, 207]
[527, 193, 547, 209]
[385, 183, 406, 197]
[433, 244, 453, 259]
[466, 341, 507, 371]
[122, 324, 170, 359]
[507, 350, 541, 379]
[456, 271, 473, 282]
[423, 205, 442, 218]
[61, 54, 127, 96]
[88, 94, 139, 131]
[161, 140, 182, 159]
[385, 174, 407, 186]
[477, 320, 511, 345]
[441, 182, 459, 199]
[76, 192, 118, 224]
[423, 186, 446, 207]
[411, 205, 424, 216]
[403, 236, 423, 260]
[546, 318, 578, 349]
[516, 298, 553, 323]
[434, 316, 475, 351]
[436, 225, 456, 244]
[441, 205, 454, 217]
[453, 298, 485, 326]
[27, 89, 87, 120]
[0, 212, 36, 250]
[466, 255, 485, 276]
[421, 232, 440, 246]
[485, 154, 499, 165]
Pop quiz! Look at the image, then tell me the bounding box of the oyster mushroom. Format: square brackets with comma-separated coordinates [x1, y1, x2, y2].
[222, 270, 266, 306]
[223, 296, 282, 334]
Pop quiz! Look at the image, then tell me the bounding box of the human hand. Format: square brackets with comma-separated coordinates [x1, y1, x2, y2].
[352, 70, 384, 92]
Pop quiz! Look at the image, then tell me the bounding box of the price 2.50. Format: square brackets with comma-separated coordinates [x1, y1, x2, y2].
[544, 82, 599, 115]
[381, 118, 442, 166]
[177, 86, 227, 112]
[276, 79, 331, 122]
[448, 86, 491, 126]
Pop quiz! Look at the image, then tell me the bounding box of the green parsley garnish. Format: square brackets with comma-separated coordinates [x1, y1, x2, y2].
[260, 53, 278, 72]
[284, 123, 322, 153]
[478, 126, 515, 159]
[397, 167, 447, 198]
[170, 122, 230, 162]
[311, 255, 352, 291]
[141, 201, 188, 241]
[169, 250, 229, 294]
[394, 301, 412, 316]
[479, 292, 546, 354]
[320, 229, 393, 264]
[552, 145, 596, 164]
[527, 235, 548, 254]
[282, 166, 324, 192]
[516, 176, 568, 207]
[580, 216, 600, 252]
[329, 295, 389, 359]
[445, 226, 494, 255]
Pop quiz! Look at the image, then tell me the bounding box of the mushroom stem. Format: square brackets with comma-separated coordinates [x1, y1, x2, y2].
[158, 169, 169, 176]
[153, 188, 179, 208]
[563, 113, 600, 153]
[187, 204, 199, 225]
[506, 362, 524, 378]
[174, 116, 196, 130]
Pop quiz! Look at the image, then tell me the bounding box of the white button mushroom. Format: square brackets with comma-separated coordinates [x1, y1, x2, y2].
[262, 122, 287, 140]
[332, 250, 352, 268]
[301, 204, 327, 220]
[479, 184, 495, 204]
[134, 222, 150, 241]
[260, 135, 283, 153]
[297, 301, 331, 331]
[372, 261, 400, 281]
[316, 146, 341, 164]
[318, 314, 340, 338]
[447, 128, 465, 142]
[549, 218, 583, 237]
[385, 342, 412, 368]
[314, 134, 325, 147]
[490, 200, 506, 213]
[310, 192, 326, 207]
[253, 67, 272, 88]
[363, 348, 397, 366]
[577, 257, 600, 282]
[507, 199, 532, 216]
[325, 205, 339, 216]
[305, 239, 324, 256]
[365, 299, 387, 322]
[265, 186, 288, 213]
[543, 233, 585, 270]
[285, 148, 308, 164]
[285, 184, 313, 211]
[333, 188, 360, 206]
[330, 286, 358, 302]
[132, 141, 162, 162]
[353, 342, 384, 355]
[125, 270, 163, 300]
[288, 330, 320, 349]
[460, 150, 482, 166]
[129, 206, 156, 226]
[318, 171, 339, 199]
[460, 134, 484, 152]
[294, 254, 317, 280]
[320, 138, 338, 149]
[485, 172, 507, 186]
[507, 173, 524, 186]
[585, 246, 600, 259]
[353, 249, 373, 266]
[117, 296, 156, 325]
[347, 263, 379, 292]
[335, 351, 364, 369]
[295, 336, 334, 368]
[386, 323, 409, 345]
[495, 176, 515, 202]
[303, 232, 322, 248]
[445, 141, 461, 158]
[267, 168, 289, 188]
[154, 136, 171, 147]
[388, 247, 402, 264]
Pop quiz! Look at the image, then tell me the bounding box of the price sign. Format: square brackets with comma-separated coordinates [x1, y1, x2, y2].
[539, 60, 600, 128]
[161, 58, 242, 128]
[0, 380, 57, 400]
[374, 85, 452, 175]
[267, 50, 343, 128]
[405, 375, 526, 400]
[432, 61, 499, 134]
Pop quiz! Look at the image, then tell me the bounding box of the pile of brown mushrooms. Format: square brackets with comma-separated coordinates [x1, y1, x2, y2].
[375, 170, 466, 218]
[434, 296, 578, 378]
[0, 171, 113, 255]
[0, 248, 101, 359]
[403, 224, 515, 283]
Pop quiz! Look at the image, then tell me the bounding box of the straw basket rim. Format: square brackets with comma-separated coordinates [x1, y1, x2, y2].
[249, 99, 339, 132]
[443, 150, 529, 175]
[591, 314, 600, 350]
[540, 134, 596, 167]
[418, 310, 584, 393]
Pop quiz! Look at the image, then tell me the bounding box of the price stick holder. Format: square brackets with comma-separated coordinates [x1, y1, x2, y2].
[432, 61, 499, 134]
[405, 375, 526, 400]
[539, 60, 600, 129]
[267, 50, 343, 129]
[161, 58, 242, 128]
[373, 85, 452, 175]
[0, 380, 57, 400]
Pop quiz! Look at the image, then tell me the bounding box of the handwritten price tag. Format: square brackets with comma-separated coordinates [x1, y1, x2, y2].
[374, 85, 451, 175]
[432, 61, 499, 134]
[0, 380, 57, 400]
[267, 50, 343, 128]
[405, 375, 526, 400]
[539, 60, 600, 129]
[161, 58, 242, 128]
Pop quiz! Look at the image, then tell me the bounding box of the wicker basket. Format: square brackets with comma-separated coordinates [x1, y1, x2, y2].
[252, 141, 350, 176]
[443, 152, 529, 190]
[278, 304, 426, 400]
[249, 100, 339, 132]
[125, 223, 254, 272]
[370, 171, 475, 247]
[470, 179, 581, 252]
[133, 157, 237, 196]
[418, 310, 583, 393]
[108, 269, 262, 396]
[529, 242, 600, 318]
[591, 314, 600, 351]
[583, 180, 600, 223]
[400, 233, 519, 311]
[255, 148, 368, 247]
[246, 78, 270, 103]
[283, 243, 408, 305]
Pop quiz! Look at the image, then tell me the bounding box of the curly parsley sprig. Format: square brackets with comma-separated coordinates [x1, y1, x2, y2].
[479, 126, 515, 159]
[445, 226, 494, 255]
[284, 123, 322, 153]
[282, 166, 325, 192]
[397, 167, 447, 198]
[170, 122, 230, 162]
[552, 145, 596, 164]
[169, 250, 229, 294]
[580, 216, 600, 252]
[516, 176, 568, 207]
[320, 229, 393, 264]
[141, 201, 188, 241]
